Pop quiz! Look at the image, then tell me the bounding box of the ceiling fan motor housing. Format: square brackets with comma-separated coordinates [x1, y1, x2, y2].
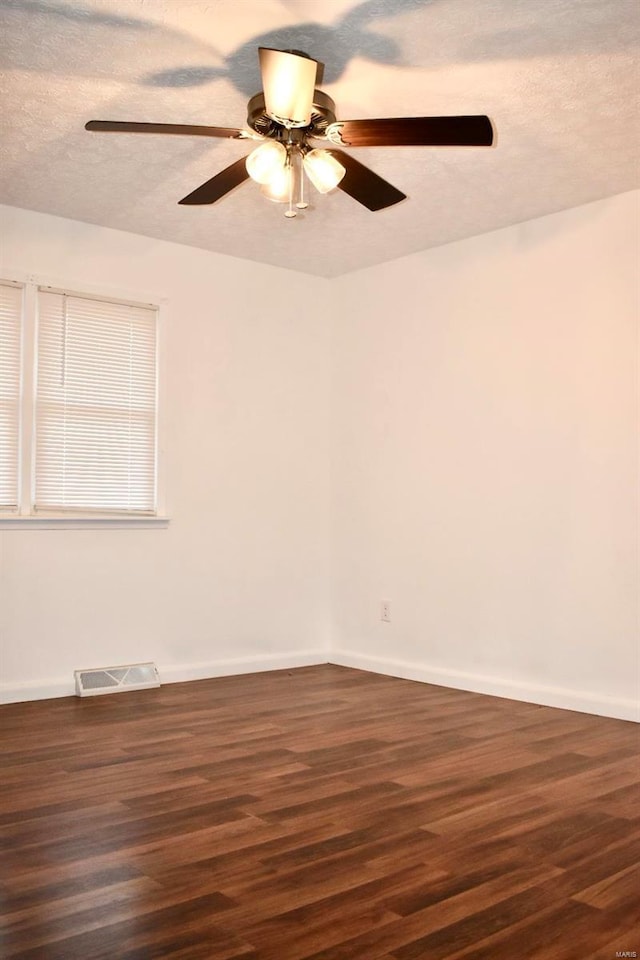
[246, 91, 337, 141]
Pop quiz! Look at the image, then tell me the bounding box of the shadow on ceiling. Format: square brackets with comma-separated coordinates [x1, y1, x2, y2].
[1, 0, 637, 95]
[0, 0, 434, 91]
[143, 0, 434, 92]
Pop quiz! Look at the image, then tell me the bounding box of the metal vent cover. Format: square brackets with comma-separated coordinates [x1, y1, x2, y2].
[74, 662, 160, 697]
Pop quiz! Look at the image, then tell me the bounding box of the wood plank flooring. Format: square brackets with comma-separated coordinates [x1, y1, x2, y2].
[0, 664, 638, 959]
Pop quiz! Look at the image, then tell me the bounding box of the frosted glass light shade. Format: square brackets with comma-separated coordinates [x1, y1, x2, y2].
[303, 149, 346, 194]
[246, 141, 287, 184]
[259, 48, 317, 128]
[261, 165, 292, 203]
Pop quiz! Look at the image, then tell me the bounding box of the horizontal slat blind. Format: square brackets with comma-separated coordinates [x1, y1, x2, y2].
[35, 290, 158, 514]
[0, 282, 22, 511]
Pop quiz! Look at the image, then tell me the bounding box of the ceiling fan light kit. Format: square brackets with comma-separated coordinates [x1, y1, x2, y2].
[85, 47, 494, 219]
[246, 141, 346, 217]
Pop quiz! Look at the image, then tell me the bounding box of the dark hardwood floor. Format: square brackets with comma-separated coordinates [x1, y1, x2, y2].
[0, 664, 638, 959]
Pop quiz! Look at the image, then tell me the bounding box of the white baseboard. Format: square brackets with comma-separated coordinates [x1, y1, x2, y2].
[0, 650, 328, 705]
[329, 649, 639, 723]
[3, 650, 636, 722]
[158, 650, 328, 685]
[0, 677, 76, 704]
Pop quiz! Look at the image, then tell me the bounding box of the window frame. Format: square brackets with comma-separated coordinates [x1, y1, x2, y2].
[0, 273, 168, 528]
[0, 278, 24, 513]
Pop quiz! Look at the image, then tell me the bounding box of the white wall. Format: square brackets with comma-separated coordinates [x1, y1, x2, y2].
[1, 194, 637, 720]
[331, 192, 638, 721]
[0, 206, 332, 700]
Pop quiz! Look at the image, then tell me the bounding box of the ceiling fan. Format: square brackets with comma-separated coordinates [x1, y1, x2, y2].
[86, 48, 494, 218]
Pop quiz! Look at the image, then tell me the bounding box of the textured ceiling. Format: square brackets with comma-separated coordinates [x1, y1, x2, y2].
[1, 0, 638, 277]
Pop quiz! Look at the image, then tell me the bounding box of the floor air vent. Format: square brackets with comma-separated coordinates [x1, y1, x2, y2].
[75, 662, 160, 697]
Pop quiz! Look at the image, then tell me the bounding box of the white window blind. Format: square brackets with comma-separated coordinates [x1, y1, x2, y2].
[35, 289, 158, 515]
[0, 282, 22, 511]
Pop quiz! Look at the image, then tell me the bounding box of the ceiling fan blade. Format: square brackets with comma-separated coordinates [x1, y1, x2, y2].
[85, 120, 248, 139]
[327, 150, 406, 211]
[327, 116, 494, 147]
[258, 47, 318, 128]
[178, 157, 250, 205]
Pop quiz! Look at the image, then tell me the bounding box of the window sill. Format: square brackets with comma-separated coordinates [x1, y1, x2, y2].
[0, 516, 170, 530]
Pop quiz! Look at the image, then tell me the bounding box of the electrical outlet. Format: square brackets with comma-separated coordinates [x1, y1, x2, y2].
[381, 601, 391, 622]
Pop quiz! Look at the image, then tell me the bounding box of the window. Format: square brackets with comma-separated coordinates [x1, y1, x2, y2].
[0, 281, 22, 511]
[0, 280, 162, 521]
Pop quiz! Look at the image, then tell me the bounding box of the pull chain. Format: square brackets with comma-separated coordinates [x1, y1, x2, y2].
[284, 148, 296, 218]
[297, 151, 308, 210]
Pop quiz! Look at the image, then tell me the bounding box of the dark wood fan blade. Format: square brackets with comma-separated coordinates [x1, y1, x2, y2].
[327, 150, 406, 211]
[327, 116, 494, 147]
[178, 156, 250, 205]
[85, 120, 247, 139]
